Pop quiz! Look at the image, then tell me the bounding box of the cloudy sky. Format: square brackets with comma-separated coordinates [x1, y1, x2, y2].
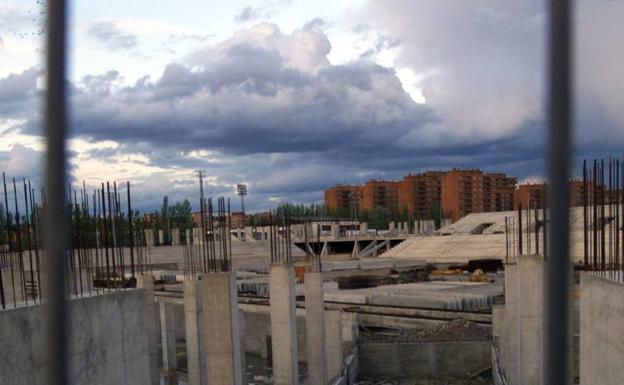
[0, 0, 623, 212]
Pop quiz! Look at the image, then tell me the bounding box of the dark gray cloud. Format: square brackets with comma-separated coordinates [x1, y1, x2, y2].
[2, 8, 624, 212]
[87, 21, 138, 51]
[0, 68, 39, 116]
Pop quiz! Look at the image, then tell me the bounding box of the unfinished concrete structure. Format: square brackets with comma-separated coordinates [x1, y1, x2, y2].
[0, 289, 156, 385]
[580, 273, 624, 385]
[492, 255, 545, 385]
[305, 271, 328, 385]
[269, 263, 300, 385]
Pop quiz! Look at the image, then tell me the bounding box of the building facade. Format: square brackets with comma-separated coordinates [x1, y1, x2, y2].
[359, 180, 399, 214]
[324, 185, 360, 214]
[440, 169, 516, 222]
[398, 171, 443, 219]
[324, 169, 517, 223]
[513, 183, 546, 210]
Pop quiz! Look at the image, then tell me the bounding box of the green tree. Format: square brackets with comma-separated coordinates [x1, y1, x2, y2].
[370, 206, 391, 230]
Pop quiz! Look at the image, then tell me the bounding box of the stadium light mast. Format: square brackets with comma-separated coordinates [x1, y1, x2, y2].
[237, 184, 247, 214]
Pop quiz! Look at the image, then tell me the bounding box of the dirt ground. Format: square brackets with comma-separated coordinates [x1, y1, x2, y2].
[359, 318, 492, 343]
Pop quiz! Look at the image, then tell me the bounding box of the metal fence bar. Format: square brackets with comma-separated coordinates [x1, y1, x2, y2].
[43, 1, 69, 385]
[544, 0, 573, 384]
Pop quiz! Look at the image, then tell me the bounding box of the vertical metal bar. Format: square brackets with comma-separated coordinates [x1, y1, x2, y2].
[518, 202, 523, 255]
[29, 181, 42, 301]
[127, 182, 135, 279]
[23, 179, 36, 301]
[43, 0, 69, 383]
[583, 159, 588, 266]
[544, 0, 572, 383]
[13, 178, 27, 305]
[592, 159, 598, 270]
[4, 173, 17, 306]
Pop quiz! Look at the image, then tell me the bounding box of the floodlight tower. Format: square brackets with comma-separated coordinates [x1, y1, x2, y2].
[237, 184, 247, 214]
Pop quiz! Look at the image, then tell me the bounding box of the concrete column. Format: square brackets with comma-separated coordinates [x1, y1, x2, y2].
[160, 302, 178, 384]
[160, 302, 177, 368]
[145, 229, 154, 247]
[159, 229, 165, 246]
[359, 222, 368, 235]
[326, 310, 343, 381]
[331, 223, 339, 238]
[516, 255, 543, 385]
[138, 274, 159, 385]
[388, 221, 395, 232]
[402, 221, 408, 234]
[192, 228, 200, 244]
[171, 228, 180, 246]
[269, 264, 300, 385]
[304, 272, 328, 385]
[185, 229, 191, 245]
[201, 272, 243, 385]
[184, 279, 206, 385]
[502, 263, 519, 385]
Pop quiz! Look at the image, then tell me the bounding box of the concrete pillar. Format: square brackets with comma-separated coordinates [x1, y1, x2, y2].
[185, 229, 191, 245]
[138, 274, 159, 385]
[326, 310, 343, 381]
[388, 221, 395, 232]
[402, 221, 408, 234]
[159, 229, 165, 246]
[184, 279, 206, 385]
[359, 222, 368, 235]
[331, 223, 339, 238]
[269, 264, 300, 385]
[160, 302, 178, 384]
[145, 229, 154, 247]
[201, 272, 243, 385]
[502, 263, 519, 385]
[171, 228, 180, 246]
[516, 255, 543, 385]
[304, 272, 328, 385]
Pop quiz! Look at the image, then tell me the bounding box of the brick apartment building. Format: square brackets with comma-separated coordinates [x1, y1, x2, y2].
[398, 171, 443, 219]
[324, 169, 517, 222]
[513, 183, 545, 210]
[324, 185, 360, 213]
[359, 180, 399, 214]
[514, 180, 593, 209]
[440, 169, 516, 222]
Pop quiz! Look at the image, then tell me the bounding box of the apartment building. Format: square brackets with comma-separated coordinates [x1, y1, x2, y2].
[398, 171, 443, 218]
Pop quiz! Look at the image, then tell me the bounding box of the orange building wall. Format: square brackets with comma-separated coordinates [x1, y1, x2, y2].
[324, 185, 360, 212]
[359, 180, 399, 213]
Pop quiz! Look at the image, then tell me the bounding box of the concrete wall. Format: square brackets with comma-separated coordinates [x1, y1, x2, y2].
[495, 255, 543, 385]
[0, 290, 153, 385]
[580, 273, 624, 385]
[359, 341, 491, 380]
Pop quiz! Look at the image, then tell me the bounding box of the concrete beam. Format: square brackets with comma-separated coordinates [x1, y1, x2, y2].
[269, 263, 300, 385]
[304, 272, 328, 385]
